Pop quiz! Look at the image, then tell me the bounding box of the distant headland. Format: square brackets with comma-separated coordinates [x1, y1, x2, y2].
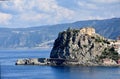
[16, 27, 120, 66]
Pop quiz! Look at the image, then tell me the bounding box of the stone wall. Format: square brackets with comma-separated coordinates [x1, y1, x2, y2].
[80, 27, 95, 35]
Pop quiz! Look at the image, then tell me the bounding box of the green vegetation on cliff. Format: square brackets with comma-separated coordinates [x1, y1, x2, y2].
[100, 47, 120, 62]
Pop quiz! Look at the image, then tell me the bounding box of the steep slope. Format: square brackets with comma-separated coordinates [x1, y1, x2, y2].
[50, 27, 118, 65]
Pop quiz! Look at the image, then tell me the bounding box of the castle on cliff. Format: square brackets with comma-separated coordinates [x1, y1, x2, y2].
[80, 27, 95, 36]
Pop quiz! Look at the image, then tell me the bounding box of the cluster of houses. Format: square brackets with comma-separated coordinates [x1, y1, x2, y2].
[103, 36, 120, 65]
[110, 36, 120, 54]
[114, 36, 120, 64]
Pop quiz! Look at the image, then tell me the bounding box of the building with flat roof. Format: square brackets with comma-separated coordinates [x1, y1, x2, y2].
[80, 27, 95, 36]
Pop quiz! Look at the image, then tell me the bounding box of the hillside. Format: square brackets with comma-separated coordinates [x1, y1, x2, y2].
[0, 18, 120, 49]
[16, 27, 119, 66]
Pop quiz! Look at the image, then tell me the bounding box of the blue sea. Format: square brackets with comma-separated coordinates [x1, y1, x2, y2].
[0, 49, 120, 79]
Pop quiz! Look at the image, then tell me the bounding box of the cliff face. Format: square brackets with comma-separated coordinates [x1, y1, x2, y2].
[16, 27, 120, 66]
[50, 27, 116, 65]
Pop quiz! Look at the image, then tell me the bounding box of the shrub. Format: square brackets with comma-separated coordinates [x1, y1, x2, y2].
[100, 47, 119, 62]
[83, 45, 87, 48]
[103, 40, 110, 44]
[95, 37, 103, 42]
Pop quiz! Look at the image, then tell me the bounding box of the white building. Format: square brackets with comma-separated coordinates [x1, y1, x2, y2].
[118, 47, 120, 54]
[110, 39, 120, 54]
[115, 40, 120, 54]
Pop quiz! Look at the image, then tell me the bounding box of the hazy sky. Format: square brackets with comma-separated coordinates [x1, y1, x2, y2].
[0, 0, 120, 28]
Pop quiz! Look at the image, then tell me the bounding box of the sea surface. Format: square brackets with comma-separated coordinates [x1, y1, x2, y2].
[0, 49, 120, 79]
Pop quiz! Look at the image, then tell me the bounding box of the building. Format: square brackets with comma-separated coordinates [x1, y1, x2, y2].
[80, 27, 95, 36]
[103, 58, 117, 65]
[118, 59, 120, 64]
[110, 36, 120, 54]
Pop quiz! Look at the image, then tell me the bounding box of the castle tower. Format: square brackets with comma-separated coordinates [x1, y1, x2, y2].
[80, 27, 95, 36]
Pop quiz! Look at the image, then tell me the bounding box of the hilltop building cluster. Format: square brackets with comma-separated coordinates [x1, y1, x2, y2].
[80, 27, 95, 36]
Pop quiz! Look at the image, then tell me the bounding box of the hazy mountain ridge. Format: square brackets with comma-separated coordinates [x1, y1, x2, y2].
[0, 18, 120, 48]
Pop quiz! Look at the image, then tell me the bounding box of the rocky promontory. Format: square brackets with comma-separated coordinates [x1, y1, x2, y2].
[16, 27, 120, 66]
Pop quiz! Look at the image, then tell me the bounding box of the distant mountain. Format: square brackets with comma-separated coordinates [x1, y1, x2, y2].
[0, 18, 120, 49]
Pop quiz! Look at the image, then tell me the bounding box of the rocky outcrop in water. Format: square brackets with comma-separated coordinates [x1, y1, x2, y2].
[50, 27, 114, 65]
[16, 27, 120, 66]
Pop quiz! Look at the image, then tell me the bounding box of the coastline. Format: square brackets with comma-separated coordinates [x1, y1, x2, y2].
[15, 58, 120, 67]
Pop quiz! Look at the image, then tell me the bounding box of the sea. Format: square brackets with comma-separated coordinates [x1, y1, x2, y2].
[0, 49, 120, 79]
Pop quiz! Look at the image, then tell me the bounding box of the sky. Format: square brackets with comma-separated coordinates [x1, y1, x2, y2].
[0, 0, 120, 28]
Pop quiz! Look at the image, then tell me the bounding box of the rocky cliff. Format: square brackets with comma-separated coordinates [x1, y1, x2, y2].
[16, 27, 120, 66]
[50, 27, 115, 65]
